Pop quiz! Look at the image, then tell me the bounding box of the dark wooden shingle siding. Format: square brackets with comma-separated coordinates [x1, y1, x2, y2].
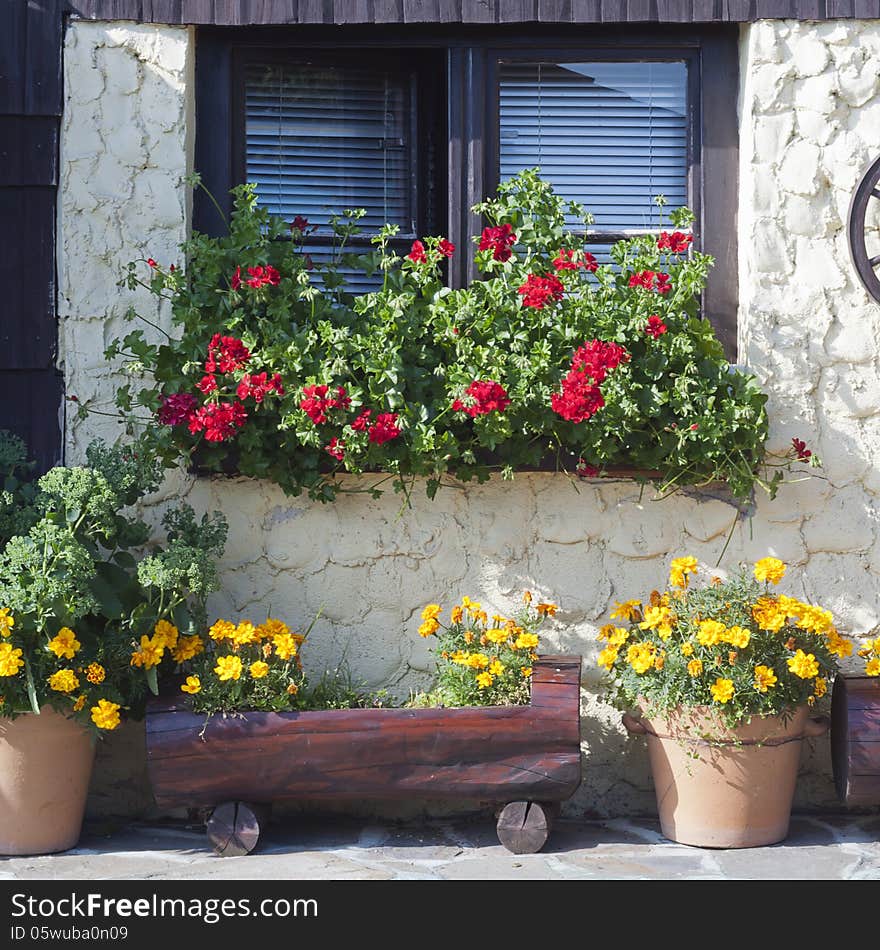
[0, 0, 64, 470]
[65, 0, 880, 22]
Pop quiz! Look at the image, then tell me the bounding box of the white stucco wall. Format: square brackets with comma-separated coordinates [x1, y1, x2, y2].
[60, 19, 880, 819]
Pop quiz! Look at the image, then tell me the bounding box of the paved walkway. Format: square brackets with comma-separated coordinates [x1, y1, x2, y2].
[2, 812, 879, 880]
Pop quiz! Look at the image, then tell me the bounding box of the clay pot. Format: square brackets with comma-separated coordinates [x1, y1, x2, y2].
[0, 706, 96, 855]
[623, 704, 829, 848]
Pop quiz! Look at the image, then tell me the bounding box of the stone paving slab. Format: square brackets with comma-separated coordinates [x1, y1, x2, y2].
[1, 812, 879, 881]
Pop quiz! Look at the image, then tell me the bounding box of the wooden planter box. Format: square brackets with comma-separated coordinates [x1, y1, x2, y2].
[146, 654, 582, 855]
[831, 673, 880, 806]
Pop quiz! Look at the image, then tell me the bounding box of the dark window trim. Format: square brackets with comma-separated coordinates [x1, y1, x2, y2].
[194, 23, 738, 359]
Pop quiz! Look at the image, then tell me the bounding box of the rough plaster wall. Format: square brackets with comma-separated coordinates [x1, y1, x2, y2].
[60, 20, 880, 821]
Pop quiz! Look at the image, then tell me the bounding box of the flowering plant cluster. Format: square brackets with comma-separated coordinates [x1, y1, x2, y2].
[858, 636, 880, 677]
[597, 556, 853, 727]
[100, 168, 817, 504]
[412, 592, 557, 707]
[0, 432, 227, 734]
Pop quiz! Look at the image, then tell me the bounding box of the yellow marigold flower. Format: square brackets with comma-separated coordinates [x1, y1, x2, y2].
[249, 660, 269, 679]
[273, 633, 299, 660]
[450, 650, 469, 664]
[654, 652, 666, 671]
[476, 671, 494, 689]
[825, 628, 853, 659]
[48, 669, 79, 693]
[209, 619, 236, 642]
[536, 602, 558, 617]
[153, 619, 179, 649]
[776, 595, 802, 620]
[681, 642, 694, 657]
[724, 625, 751, 649]
[463, 630, 474, 644]
[258, 617, 290, 640]
[866, 658, 880, 677]
[521, 667, 532, 678]
[754, 557, 786, 585]
[180, 675, 201, 694]
[72, 694, 86, 712]
[687, 659, 703, 677]
[450, 606, 464, 623]
[0, 607, 14, 637]
[130, 635, 164, 669]
[639, 605, 675, 640]
[796, 604, 834, 635]
[787, 649, 820, 679]
[485, 628, 509, 644]
[48, 627, 81, 659]
[488, 658, 505, 676]
[606, 627, 629, 648]
[172, 634, 204, 663]
[418, 618, 440, 638]
[752, 597, 786, 633]
[0, 642, 24, 677]
[597, 646, 619, 671]
[522, 591, 532, 604]
[669, 555, 699, 589]
[287, 682, 299, 695]
[90, 699, 121, 730]
[421, 604, 442, 622]
[466, 653, 490, 669]
[514, 632, 539, 651]
[473, 609, 488, 625]
[597, 623, 616, 641]
[214, 654, 243, 681]
[232, 621, 258, 646]
[872, 637, 880, 653]
[85, 663, 105, 685]
[728, 651, 738, 665]
[626, 642, 656, 675]
[461, 596, 480, 613]
[610, 599, 642, 622]
[710, 677, 735, 704]
[696, 620, 726, 647]
[814, 677, 827, 699]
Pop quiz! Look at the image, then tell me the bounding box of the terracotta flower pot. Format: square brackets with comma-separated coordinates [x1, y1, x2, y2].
[623, 704, 829, 849]
[0, 706, 96, 855]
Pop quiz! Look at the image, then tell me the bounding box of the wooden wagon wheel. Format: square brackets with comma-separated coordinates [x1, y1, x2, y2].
[206, 801, 271, 856]
[848, 154, 880, 302]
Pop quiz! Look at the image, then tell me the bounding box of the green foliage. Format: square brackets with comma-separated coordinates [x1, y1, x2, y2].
[597, 556, 849, 728]
[105, 169, 816, 505]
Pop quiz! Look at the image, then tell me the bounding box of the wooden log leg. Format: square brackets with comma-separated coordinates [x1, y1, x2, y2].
[206, 801, 271, 857]
[496, 800, 552, 854]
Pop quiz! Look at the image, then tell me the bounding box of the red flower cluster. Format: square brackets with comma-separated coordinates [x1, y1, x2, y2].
[518, 273, 565, 309]
[657, 231, 693, 254]
[478, 224, 517, 262]
[290, 215, 312, 234]
[352, 409, 372, 432]
[368, 413, 402, 445]
[325, 438, 345, 461]
[452, 380, 510, 418]
[206, 334, 251, 374]
[629, 270, 672, 294]
[437, 239, 455, 258]
[645, 315, 668, 338]
[552, 249, 598, 273]
[792, 437, 812, 461]
[576, 459, 600, 478]
[407, 240, 427, 263]
[157, 392, 198, 427]
[551, 340, 630, 424]
[300, 385, 351, 425]
[230, 265, 281, 290]
[188, 401, 248, 443]
[236, 372, 285, 403]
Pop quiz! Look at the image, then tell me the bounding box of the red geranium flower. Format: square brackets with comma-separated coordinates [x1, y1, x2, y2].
[478, 223, 517, 262]
[368, 413, 401, 445]
[551, 340, 629, 423]
[552, 249, 598, 273]
[518, 273, 565, 309]
[452, 380, 511, 418]
[147, 258, 157, 268]
[207, 334, 251, 374]
[188, 401, 247, 442]
[792, 437, 812, 460]
[407, 240, 427, 263]
[291, 215, 310, 234]
[629, 270, 671, 294]
[245, 265, 281, 288]
[157, 392, 198, 426]
[230, 266, 241, 291]
[236, 372, 285, 403]
[576, 459, 600, 478]
[657, 231, 693, 254]
[325, 438, 345, 461]
[300, 384, 330, 425]
[645, 315, 668, 338]
[196, 374, 218, 395]
[351, 409, 372, 432]
[437, 239, 455, 258]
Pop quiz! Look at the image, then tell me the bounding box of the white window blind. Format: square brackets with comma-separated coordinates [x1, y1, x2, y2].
[244, 62, 415, 233]
[499, 61, 689, 233]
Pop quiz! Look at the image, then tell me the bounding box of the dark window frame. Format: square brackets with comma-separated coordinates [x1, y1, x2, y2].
[194, 23, 738, 359]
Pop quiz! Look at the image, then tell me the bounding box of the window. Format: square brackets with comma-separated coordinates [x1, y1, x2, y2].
[195, 26, 737, 355]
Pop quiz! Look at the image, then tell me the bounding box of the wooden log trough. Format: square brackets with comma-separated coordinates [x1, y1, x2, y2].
[831, 673, 880, 807]
[146, 654, 582, 856]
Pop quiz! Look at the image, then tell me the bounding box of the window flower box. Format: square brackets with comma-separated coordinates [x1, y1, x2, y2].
[145, 654, 582, 856]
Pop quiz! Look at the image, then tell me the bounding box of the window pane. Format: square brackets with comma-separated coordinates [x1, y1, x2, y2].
[244, 62, 414, 233]
[499, 61, 688, 232]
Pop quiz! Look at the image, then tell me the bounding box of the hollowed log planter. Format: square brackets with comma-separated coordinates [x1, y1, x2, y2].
[146, 654, 581, 856]
[831, 673, 880, 806]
